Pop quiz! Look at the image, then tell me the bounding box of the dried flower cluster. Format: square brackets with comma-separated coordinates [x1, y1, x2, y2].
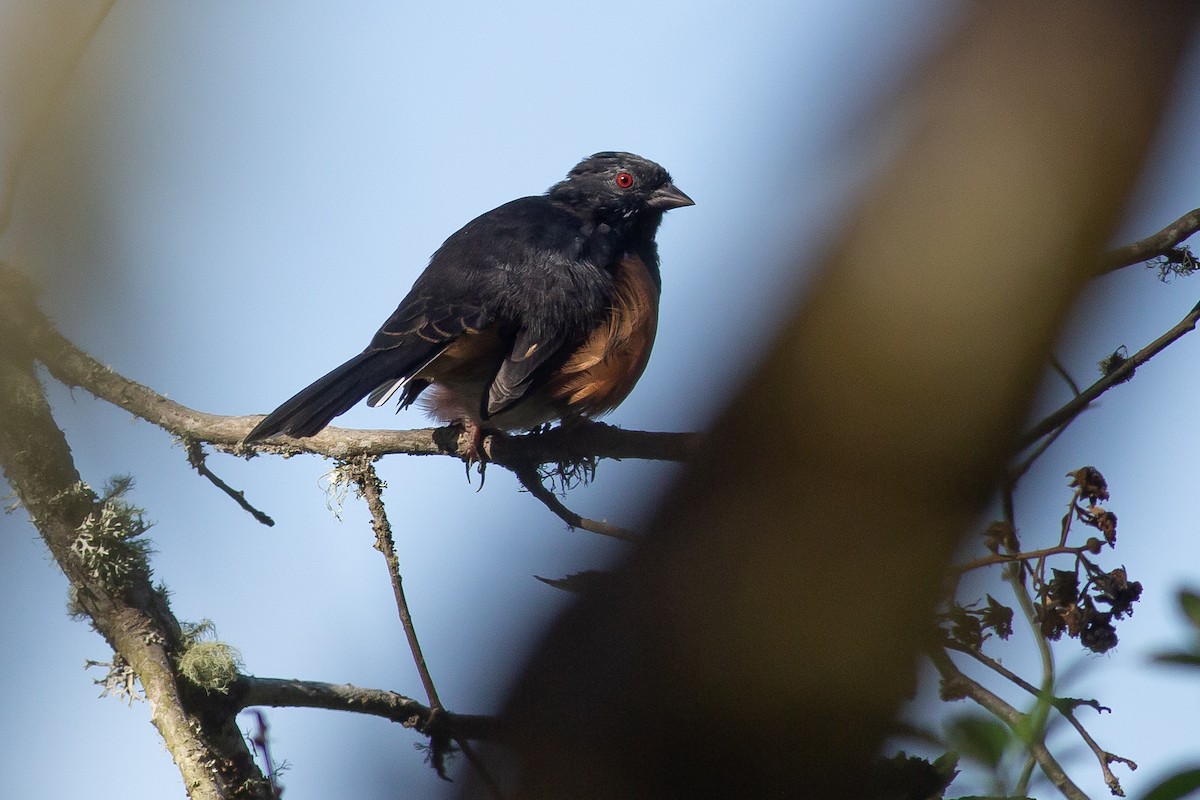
[1034, 467, 1140, 654]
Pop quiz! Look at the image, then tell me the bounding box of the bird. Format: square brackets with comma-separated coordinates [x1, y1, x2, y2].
[243, 151, 693, 457]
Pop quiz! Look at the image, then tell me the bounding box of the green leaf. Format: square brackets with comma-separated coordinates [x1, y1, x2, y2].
[932, 751, 961, 780]
[944, 714, 1011, 769]
[1141, 767, 1200, 800]
[1154, 652, 1200, 668]
[1179, 591, 1200, 629]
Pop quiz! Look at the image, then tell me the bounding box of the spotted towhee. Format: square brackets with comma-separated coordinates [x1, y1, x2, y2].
[243, 152, 693, 452]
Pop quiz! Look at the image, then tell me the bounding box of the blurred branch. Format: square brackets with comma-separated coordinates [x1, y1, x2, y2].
[482, 4, 1200, 799]
[0, 0, 116, 241]
[235, 676, 500, 741]
[1021, 298, 1200, 448]
[1008, 420, 1071, 485]
[1049, 355, 1083, 396]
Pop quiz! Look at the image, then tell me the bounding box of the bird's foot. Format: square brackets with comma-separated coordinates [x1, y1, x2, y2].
[457, 420, 506, 489]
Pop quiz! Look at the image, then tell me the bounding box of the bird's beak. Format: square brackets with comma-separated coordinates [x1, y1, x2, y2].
[647, 182, 695, 210]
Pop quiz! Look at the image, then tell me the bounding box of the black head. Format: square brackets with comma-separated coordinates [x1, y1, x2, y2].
[548, 151, 693, 222]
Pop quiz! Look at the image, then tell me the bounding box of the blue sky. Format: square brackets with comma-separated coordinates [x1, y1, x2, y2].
[2, 3, 1199, 799]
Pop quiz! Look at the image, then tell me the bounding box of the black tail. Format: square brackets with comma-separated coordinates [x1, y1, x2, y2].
[244, 351, 399, 443]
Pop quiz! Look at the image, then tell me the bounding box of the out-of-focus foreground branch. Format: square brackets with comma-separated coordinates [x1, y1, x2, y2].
[482, 4, 1199, 800]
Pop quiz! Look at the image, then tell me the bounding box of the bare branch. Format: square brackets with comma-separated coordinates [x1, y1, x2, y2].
[954, 542, 1096, 575]
[1008, 420, 1071, 485]
[1049, 355, 1083, 396]
[185, 439, 274, 526]
[512, 462, 638, 541]
[234, 676, 500, 741]
[927, 648, 1088, 800]
[1021, 299, 1200, 448]
[945, 645, 1135, 796]
[343, 457, 443, 711]
[340, 458, 505, 797]
[1100, 208, 1200, 273]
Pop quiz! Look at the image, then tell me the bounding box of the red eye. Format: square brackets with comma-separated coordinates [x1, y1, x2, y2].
[615, 172, 634, 189]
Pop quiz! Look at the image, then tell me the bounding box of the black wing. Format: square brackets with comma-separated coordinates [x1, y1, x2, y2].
[243, 295, 490, 443]
[364, 298, 489, 408]
[243, 196, 608, 442]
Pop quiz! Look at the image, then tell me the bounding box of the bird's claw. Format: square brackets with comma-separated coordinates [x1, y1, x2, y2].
[459, 421, 489, 488]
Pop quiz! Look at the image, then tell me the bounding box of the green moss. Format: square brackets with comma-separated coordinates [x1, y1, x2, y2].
[68, 476, 153, 593]
[178, 620, 243, 694]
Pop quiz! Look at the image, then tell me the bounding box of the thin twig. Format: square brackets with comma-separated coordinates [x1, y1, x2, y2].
[1049, 355, 1083, 396]
[1021, 299, 1200, 448]
[347, 457, 441, 710]
[946, 644, 1135, 796]
[954, 542, 1094, 575]
[184, 439, 274, 526]
[511, 462, 638, 541]
[1057, 488, 1081, 549]
[927, 648, 1089, 800]
[1009, 420, 1071, 485]
[345, 458, 507, 797]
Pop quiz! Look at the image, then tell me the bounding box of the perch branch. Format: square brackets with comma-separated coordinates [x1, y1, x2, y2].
[0, 263, 697, 465]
